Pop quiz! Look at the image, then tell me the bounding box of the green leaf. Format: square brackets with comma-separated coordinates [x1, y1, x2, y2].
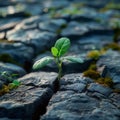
[55, 37, 70, 57]
[51, 47, 58, 57]
[12, 80, 20, 86]
[33, 56, 54, 70]
[63, 56, 83, 63]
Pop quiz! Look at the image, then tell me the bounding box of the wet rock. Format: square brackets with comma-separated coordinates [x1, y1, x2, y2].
[0, 18, 23, 32]
[43, 0, 69, 9]
[60, 73, 93, 86]
[41, 73, 119, 120]
[29, 31, 57, 54]
[61, 21, 88, 39]
[0, 32, 5, 39]
[7, 29, 57, 54]
[59, 74, 90, 93]
[77, 35, 113, 52]
[71, 7, 98, 22]
[41, 93, 99, 120]
[109, 93, 120, 109]
[0, 81, 4, 89]
[61, 83, 86, 92]
[87, 83, 112, 96]
[0, 62, 26, 76]
[97, 50, 120, 84]
[0, 62, 26, 85]
[0, 42, 34, 65]
[39, 19, 67, 33]
[0, 72, 58, 120]
[86, 22, 113, 35]
[18, 72, 58, 91]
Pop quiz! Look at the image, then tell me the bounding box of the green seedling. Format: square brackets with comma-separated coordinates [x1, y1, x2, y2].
[33, 37, 83, 80]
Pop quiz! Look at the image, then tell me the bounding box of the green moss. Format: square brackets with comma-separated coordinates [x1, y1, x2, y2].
[88, 63, 97, 71]
[100, 2, 120, 12]
[87, 50, 101, 60]
[0, 85, 9, 96]
[104, 43, 120, 51]
[106, 2, 120, 10]
[83, 69, 100, 80]
[0, 82, 20, 96]
[96, 77, 113, 87]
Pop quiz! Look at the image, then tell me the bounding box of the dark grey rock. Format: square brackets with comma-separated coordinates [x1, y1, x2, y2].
[43, 0, 69, 9]
[87, 83, 112, 96]
[0, 18, 24, 32]
[114, 84, 120, 89]
[97, 50, 120, 84]
[39, 19, 67, 33]
[18, 72, 58, 90]
[0, 118, 21, 120]
[77, 35, 113, 52]
[87, 92, 107, 100]
[61, 21, 88, 39]
[0, 81, 4, 89]
[61, 83, 86, 92]
[29, 31, 57, 54]
[0, 72, 57, 119]
[109, 93, 120, 109]
[0, 62, 26, 85]
[60, 73, 92, 86]
[0, 42, 34, 65]
[41, 93, 99, 120]
[7, 29, 57, 54]
[0, 62, 26, 77]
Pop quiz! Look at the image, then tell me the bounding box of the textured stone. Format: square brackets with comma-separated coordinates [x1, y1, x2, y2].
[0, 42, 34, 65]
[7, 29, 57, 54]
[0, 62, 26, 76]
[41, 93, 99, 120]
[0, 62, 26, 85]
[0, 72, 58, 119]
[87, 83, 112, 96]
[39, 19, 67, 33]
[61, 21, 88, 39]
[18, 72, 58, 90]
[97, 50, 120, 84]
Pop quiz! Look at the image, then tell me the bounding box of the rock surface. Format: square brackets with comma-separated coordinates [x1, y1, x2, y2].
[0, 0, 120, 120]
[0, 72, 58, 120]
[97, 50, 120, 84]
[41, 74, 120, 120]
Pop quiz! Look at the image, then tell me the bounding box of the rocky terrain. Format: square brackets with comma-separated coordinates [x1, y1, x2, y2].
[0, 0, 120, 120]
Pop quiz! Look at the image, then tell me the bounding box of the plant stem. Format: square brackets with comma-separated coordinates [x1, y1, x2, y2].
[58, 61, 62, 81]
[55, 57, 62, 81]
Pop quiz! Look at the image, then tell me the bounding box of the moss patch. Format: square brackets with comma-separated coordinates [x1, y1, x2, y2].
[100, 2, 120, 12]
[83, 62, 114, 88]
[0, 85, 9, 96]
[83, 69, 100, 80]
[103, 43, 120, 51]
[96, 77, 113, 87]
[0, 83, 20, 96]
[87, 50, 101, 60]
